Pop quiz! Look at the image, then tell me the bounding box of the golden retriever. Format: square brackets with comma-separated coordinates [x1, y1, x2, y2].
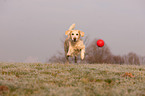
[64, 24, 85, 63]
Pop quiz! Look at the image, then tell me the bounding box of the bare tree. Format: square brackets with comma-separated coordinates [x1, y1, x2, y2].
[85, 39, 112, 64]
[127, 52, 140, 65]
[139, 56, 145, 65]
[112, 55, 124, 64]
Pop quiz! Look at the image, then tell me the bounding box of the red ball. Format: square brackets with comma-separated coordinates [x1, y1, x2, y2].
[97, 39, 104, 47]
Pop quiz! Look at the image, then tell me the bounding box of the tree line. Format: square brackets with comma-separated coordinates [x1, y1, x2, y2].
[48, 37, 145, 65]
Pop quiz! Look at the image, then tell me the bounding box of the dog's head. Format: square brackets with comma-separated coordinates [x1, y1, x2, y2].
[65, 30, 84, 42]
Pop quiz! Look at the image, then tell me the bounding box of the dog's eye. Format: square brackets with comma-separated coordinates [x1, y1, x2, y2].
[72, 33, 74, 35]
[76, 34, 78, 35]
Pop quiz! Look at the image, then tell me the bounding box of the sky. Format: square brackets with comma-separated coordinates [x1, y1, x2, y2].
[0, 0, 145, 63]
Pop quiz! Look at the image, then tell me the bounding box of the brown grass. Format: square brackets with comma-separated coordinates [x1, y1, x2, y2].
[0, 62, 145, 96]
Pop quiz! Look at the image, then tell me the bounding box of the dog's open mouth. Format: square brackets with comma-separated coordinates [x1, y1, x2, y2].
[74, 38, 76, 42]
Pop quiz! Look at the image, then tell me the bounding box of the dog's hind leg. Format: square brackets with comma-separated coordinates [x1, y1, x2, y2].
[75, 56, 77, 63]
[65, 54, 69, 64]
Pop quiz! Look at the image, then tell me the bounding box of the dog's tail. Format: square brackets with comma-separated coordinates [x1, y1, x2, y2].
[69, 23, 75, 30]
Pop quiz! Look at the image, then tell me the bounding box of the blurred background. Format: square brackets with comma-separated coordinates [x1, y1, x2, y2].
[0, 0, 145, 64]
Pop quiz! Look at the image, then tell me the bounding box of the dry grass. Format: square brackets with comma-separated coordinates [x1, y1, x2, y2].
[0, 62, 145, 96]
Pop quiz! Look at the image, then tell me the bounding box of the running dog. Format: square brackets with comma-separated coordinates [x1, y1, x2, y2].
[64, 24, 85, 63]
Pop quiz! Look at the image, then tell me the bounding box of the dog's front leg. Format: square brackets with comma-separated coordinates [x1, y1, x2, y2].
[81, 48, 85, 60]
[67, 42, 73, 57]
[67, 48, 71, 56]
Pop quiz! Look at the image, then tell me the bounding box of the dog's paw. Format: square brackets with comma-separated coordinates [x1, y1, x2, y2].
[67, 53, 71, 57]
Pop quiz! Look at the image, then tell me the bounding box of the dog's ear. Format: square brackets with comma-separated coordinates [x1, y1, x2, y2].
[79, 30, 84, 37]
[65, 30, 71, 35]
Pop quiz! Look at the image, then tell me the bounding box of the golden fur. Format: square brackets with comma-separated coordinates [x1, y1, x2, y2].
[64, 24, 85, 63]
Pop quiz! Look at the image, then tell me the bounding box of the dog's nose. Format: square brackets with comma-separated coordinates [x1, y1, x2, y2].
[74, 38, 76, 42]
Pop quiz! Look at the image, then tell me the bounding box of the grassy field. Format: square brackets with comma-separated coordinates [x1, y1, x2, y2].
[0, 62, 145, 96]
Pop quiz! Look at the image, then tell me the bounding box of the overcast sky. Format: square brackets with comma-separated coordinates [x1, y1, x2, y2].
[0, 0, 145, 62]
